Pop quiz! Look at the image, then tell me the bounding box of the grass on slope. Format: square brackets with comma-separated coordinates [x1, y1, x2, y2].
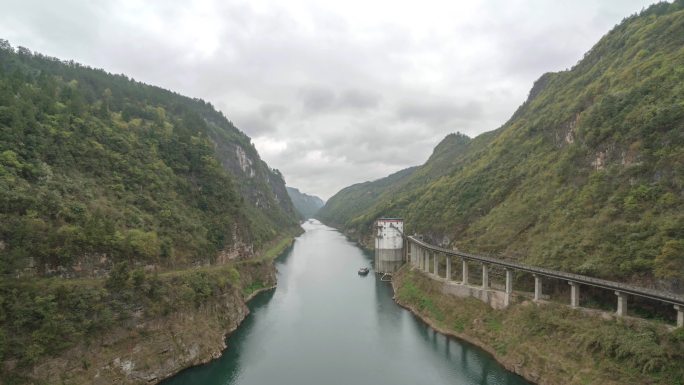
[394, 268, 684, 385]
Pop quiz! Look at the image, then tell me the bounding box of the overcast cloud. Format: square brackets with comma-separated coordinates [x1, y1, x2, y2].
[0, 0, 657, 199]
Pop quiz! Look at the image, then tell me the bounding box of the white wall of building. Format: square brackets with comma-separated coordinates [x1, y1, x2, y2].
[375, 219, 403, 250]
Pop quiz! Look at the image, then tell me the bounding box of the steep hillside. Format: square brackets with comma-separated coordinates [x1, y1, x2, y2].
[0, 41, 302, 383]
[286, 187, 325, 219]
[0, 41, 300, 278]
[320, 1, 684, 289]
[318, 132, 489, 230]
[317, 166, 416, 227]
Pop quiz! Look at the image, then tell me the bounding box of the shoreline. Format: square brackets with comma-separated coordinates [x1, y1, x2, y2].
[166, 222, 532, 384]
[320, 222, 540, 383]
[154, 238, 290, 384]
[244, 284, 277, 302]
[153, 282, 278, 385]
[390, 273, 540, 384]
[389, 266, 683, 384]
[156, 284, 280, 384]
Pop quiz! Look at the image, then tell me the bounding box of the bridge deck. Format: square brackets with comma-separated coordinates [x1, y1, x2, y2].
[407, 236, 684, 307]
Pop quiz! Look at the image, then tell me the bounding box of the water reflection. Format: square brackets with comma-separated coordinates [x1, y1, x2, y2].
[162, 221, 529, 385]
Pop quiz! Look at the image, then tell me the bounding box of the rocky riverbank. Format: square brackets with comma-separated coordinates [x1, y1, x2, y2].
[1, 233, 300, 385]
[13, 261, 275, 385]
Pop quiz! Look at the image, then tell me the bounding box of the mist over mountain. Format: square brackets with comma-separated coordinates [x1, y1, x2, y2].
[286, 186, 325, 219]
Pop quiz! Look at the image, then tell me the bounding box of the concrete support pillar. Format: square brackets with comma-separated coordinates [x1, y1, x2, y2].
[568, 281, 580, 308]
[482, 264, 489, 289]
[504, 269, 513, 307]
[434, 252, 439, 277]
[402, 239, 406, 262]
[405, 241, 410, 263]
[422, 250, 427, 272]
[415, 245, 419, 267]
[675, 305, 683, 328]
[533, 274, 542, 301]
[446, 256, 452, 281]
[417, 247, 422, 269]
[462, 259, 469, 285]
[423, 250, 430, 273]
[615, 291, 628, 317]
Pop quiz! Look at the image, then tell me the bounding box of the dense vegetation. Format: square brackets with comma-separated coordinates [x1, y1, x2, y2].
[0, 41, 299, 275]
[318, 132, 472, 228]
[318, 166, 416, 228]
[318, 1, 684, 287]
[1, 263, 230, 366]
[0, 42, 302, 382]
[394, 268, 684, 385]
[0, 258, 276, 383]
[286, 186, 325, 219]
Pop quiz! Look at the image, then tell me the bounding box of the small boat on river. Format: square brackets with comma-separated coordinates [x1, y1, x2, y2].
[358, 267, 370, 276]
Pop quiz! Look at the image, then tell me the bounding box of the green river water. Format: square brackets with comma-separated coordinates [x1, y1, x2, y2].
[161, 220, 530, 385]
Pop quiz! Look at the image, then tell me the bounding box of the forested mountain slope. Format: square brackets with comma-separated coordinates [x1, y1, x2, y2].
[286, 187, 325, 219]
[0, 41, 300, 277]
[317, 165, 416, 227]
[317, 132, 481, 229]
[319, 1, 684, 289]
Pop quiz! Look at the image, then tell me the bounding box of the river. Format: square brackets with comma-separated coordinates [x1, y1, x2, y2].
[161, 220, 530, 385]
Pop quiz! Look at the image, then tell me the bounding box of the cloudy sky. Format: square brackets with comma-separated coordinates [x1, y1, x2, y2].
[1, 0, 657, 199]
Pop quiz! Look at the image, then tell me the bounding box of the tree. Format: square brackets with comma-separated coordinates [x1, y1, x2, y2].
[654, 240, 684, 280]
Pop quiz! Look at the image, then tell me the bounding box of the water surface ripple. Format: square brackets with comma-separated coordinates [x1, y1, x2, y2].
[162, 220, 530, 385]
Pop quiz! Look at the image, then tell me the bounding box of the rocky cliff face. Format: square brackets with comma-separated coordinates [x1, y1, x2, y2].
[30, 293, 248, 384]
[19, 262, 275, 385]
[0, 42, 300, 384]
[0, 42, 300, 280]
[206, 120, 298, 229]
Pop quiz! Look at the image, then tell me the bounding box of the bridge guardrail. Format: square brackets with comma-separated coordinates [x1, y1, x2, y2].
[407, 236, 684, 307]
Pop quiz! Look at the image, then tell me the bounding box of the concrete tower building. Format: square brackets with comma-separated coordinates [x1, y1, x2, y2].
[374, 218, 404, 274]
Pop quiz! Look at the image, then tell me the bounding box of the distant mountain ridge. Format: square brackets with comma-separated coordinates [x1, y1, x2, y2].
[286, 186, 325, 219]
[317, 166, 417, 227]
[318, 1, 684, 290]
